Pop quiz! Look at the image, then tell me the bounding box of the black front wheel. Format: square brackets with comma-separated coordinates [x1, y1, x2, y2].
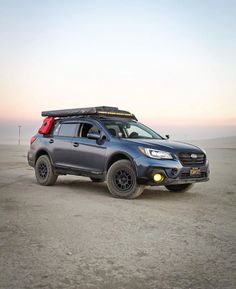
[35, 155, 58, 186]
[107, 160, 145, 199]
[165, 183, 193, 192]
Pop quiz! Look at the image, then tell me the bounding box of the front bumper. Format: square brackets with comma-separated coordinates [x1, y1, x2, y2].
[135, 156, 210, 186]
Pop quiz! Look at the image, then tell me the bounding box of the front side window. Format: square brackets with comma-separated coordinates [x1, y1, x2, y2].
[58, 123, 77, 137]
[102, 120, 163, 139]
[78, 123, 101, 138]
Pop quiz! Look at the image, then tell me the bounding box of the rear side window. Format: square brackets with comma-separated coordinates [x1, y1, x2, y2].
[58, 123, 77, 137]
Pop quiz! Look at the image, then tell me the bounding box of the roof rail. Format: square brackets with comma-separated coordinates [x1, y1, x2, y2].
[41, 106, 137, 120]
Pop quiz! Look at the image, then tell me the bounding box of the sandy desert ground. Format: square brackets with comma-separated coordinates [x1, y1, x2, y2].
[0, 144, 235, 289]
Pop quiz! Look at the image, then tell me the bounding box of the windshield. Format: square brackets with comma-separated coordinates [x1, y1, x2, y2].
[102, 120, 163, 139]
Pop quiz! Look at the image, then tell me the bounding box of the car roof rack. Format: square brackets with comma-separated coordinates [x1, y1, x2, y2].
[41, 106, 137, 120]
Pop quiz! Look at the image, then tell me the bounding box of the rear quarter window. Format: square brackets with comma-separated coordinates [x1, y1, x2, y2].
[58, 123, 77, 137]
[52, 122, 60, 136]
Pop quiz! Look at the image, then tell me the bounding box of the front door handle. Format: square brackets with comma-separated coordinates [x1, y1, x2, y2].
[73, 142, 79, 147]
[49, 139, 54, 144]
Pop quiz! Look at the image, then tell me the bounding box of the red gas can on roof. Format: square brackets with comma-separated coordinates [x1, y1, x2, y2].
[38, 117, 54, 135]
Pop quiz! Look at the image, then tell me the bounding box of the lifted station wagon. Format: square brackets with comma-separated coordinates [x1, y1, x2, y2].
[28, 106, 210, 198]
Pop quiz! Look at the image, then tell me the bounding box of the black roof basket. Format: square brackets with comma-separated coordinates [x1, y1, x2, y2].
[41, 106, 137, 120]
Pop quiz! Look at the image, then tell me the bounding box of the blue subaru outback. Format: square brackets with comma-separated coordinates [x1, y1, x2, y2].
[28, 106, 209, 198]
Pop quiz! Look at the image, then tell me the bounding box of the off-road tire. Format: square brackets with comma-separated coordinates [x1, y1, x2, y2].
[35, 155, 58, 186]
[107, 160, 145, 199]
[165, 183, 193, 192]
[90, 177, 104, 183]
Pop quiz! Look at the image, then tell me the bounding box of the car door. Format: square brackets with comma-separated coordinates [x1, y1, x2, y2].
[70, 121, 108, 173]
[49, 122, 78, 168]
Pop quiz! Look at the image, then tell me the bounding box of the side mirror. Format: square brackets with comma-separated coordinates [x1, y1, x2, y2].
[165, 134, 170, 139]
[87, 131, 101, 140]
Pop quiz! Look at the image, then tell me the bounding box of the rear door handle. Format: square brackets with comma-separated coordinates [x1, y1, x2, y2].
[49, 139, 54, 144]
[73, 142, 79, 147]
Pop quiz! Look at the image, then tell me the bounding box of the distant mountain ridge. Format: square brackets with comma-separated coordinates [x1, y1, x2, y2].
[190, 136, 236, 149]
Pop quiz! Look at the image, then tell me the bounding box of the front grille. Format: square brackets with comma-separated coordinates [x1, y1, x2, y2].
[180, 172, 207, 179]
[178, 152, 206, 166]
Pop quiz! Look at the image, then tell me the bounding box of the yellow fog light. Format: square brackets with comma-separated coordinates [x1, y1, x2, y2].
[153, 173, 164, 182]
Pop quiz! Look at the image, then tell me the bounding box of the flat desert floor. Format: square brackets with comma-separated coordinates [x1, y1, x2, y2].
[0, 145, 235, 289]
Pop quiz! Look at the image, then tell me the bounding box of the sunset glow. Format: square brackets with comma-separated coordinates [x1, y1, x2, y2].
[0, 0, 236, 142]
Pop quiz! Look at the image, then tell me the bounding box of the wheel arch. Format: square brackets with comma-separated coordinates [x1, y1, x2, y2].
[35, 149, 53, 165]
[106, 152, 137, 174]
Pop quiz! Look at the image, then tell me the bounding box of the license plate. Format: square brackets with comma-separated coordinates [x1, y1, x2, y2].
[190, 167, 201, 176]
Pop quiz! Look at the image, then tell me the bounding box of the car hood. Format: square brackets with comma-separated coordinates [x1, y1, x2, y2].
[124, 138, 203, 153]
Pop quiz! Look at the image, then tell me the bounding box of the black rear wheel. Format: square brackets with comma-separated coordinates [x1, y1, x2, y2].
[165, 183, 193, 192]
[35, 155, 58, 186]
[107, 160, 145, 199]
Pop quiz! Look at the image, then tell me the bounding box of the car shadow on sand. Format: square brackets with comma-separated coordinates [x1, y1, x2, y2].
[139, 188, 197, 201]
[54, 178, 198, 201]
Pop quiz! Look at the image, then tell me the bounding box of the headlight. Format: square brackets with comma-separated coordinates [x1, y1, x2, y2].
[139, 147, 173, 159]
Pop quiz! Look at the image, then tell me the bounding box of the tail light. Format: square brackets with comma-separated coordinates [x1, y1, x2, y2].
[30, 136, 37, 144]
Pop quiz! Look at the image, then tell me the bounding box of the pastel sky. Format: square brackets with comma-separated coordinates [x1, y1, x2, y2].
[0, 0, 236, 141]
